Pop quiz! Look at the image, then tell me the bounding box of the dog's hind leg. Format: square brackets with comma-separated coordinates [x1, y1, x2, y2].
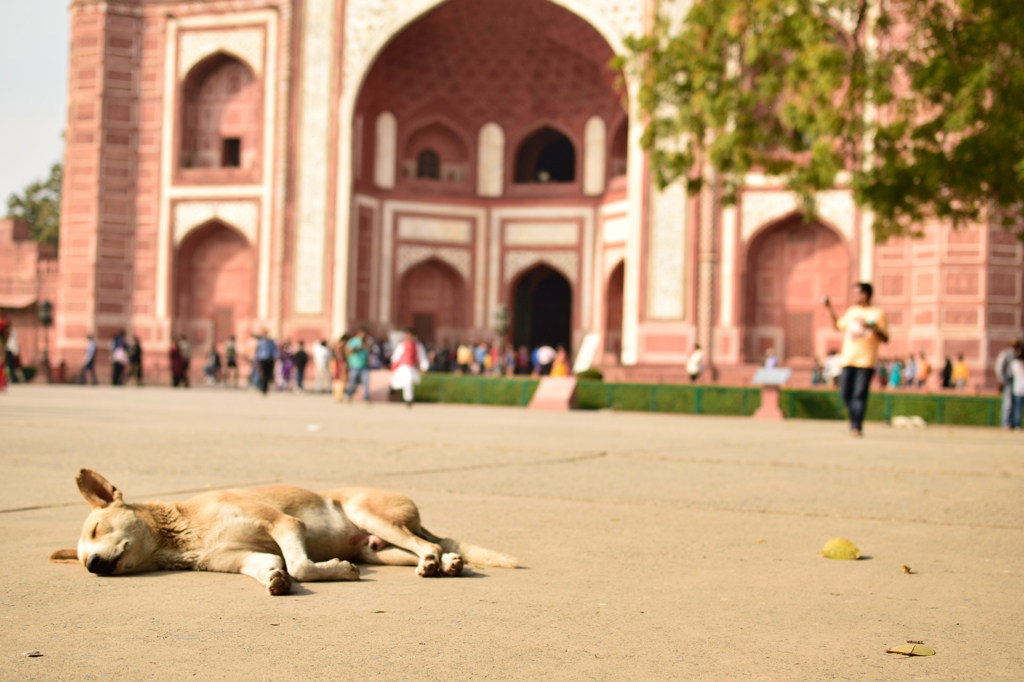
[270, 517, 360, 582]
[335, 491, 447, 576]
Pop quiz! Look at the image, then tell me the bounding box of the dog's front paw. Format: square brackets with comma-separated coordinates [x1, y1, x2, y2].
[441, 553, 464, 577]
[415, 556, 439, 577]
[267, 569, 292, 596]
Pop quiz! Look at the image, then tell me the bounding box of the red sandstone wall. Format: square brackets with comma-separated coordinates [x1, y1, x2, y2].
[58, 3, 142, 372]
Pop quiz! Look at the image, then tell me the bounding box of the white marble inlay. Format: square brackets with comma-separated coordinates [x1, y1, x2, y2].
[374, 111, 397, 189]
[395, 245, 472, 280]
[173, 200, 259, 245]
[504, 250, 579, 284]
[583, 116, 607, 197]
[293, 0, 336, 315]
[740, 191, 798, 241]
[647, 182, 686, 320]
[603, 216, 628, 243]
[816, 189, 856, 242]
[740, 189, 855, 242]
[504, 223, 579, 247]
[477, 122, 505, 198]
[178, 28, 265, 78]
[397, 216, 472, 244]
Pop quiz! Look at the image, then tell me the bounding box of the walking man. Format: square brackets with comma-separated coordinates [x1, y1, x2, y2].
[293, 341, 309, 392]
[128, 335, 143, 385]
[224, 336, 239, 387]
[178, 335, 192, 387]
[80, 333, 98, 385]
[343, 327, 371, 403]
[390, 329, 428, 406]
[253, 331, 279, 396]
[312, 339, 332, 393]
[825, 282, 889, 437]
[686, 344, 704, 383]
[994, 338, 1021, 428]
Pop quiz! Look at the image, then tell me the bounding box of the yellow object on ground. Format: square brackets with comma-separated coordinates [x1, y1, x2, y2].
[886, 645, 935, 656]
[819, 537, 860, 560]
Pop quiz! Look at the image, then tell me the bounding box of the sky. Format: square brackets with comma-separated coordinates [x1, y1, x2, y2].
[0, 1, 68, 205]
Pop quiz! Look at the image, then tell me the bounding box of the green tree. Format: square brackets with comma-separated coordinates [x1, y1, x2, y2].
[623, 0, 1024, 240]
[6, 163, 62, 250]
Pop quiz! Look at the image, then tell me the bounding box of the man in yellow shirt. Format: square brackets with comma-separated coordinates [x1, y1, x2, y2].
[825, 282, 889, 436]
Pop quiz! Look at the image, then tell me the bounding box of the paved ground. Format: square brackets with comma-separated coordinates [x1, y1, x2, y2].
[1, 385, 1022, 680]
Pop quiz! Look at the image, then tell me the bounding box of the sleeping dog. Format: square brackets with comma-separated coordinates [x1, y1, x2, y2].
[51, 469, 518, 595]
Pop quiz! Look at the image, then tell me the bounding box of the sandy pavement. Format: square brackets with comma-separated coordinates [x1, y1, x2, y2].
[1, 385, 1022, 680]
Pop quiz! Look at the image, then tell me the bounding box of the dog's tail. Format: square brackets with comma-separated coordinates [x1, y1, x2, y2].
[420, 528, 519, 568]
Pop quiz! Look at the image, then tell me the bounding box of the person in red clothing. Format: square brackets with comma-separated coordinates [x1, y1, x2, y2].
[0, 309, 10, 391]
[389, 329, 429, 406]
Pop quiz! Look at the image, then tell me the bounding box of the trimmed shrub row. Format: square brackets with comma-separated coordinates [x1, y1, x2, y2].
[414, 374, 1000, 426]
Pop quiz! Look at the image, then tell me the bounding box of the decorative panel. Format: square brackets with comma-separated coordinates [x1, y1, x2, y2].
[504, 223, 579, 246]
[647, 183, 686, 319]
[397, 216, 472, 244]
[179, 28, 265, 78]
[503, 250, 579, 283]
[173, 201, 259, 245]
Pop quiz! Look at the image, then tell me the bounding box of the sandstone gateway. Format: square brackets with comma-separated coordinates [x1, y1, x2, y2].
[51, 0, 1018, 386]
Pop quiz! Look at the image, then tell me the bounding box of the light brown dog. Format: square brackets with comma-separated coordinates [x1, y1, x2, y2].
[50, 469, 517, 595]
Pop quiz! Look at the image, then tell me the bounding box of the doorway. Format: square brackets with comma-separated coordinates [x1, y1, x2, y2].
[512, 264, 572, 349]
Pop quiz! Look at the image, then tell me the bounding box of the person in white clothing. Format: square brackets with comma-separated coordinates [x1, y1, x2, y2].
[390, 329, 429, 406]
[686, 344, 704, 382]
[1010, 349, 1024, 430]
[312, 339, 333, 393]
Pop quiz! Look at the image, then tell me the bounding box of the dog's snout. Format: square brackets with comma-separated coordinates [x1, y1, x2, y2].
[86, 553, 117, 576]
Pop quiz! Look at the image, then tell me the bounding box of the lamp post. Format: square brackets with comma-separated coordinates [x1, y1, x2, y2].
[37, 299, 53, 383]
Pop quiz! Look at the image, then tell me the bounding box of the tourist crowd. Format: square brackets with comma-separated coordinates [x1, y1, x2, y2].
[807, 350, 973, 391]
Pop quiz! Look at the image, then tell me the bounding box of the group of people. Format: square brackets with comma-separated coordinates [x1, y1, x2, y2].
[875, 354, 970, 390]
[426, 342, 570, 377]
[810, 351, 971, 391]
[80, 331, 143, 386]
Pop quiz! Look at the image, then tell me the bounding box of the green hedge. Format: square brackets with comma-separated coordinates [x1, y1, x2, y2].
[780, 389, 999, 426]
[415, 374, 538, 407]
[414, 374, 1000, 426]
[576, 381, 760, 416]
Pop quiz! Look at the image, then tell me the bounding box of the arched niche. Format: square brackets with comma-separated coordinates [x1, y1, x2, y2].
[180, 53, 262, 175]
[477, 122, 505, 197]
[605, 260, 624, 360]
[610, 117, 628, 178]
[374, 111, 397, 189]
[744, 216, 850, 364]
[174, 220, 256, 351]
[514, 127, 576, 184]
[402, 121, 469, 183]
[396, 258, 469, 344]
[583, 116, 607, 196]
[511, 264, 573, 349]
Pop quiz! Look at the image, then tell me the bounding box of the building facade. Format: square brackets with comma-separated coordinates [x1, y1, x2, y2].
[54, 0, 1019, 386]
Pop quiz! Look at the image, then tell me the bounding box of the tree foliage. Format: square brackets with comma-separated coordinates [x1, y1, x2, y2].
[6, 163, 62, 250]
[623, 0, 1024, 240]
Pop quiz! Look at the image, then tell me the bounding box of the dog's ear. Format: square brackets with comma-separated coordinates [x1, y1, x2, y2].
[49, 549, 80, 564]
[76, 469, 122, 508]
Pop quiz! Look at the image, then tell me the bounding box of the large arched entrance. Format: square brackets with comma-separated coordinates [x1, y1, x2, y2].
[349, 0, 624, 338]
[745, 218, 849, 363]
[512, 265, 572, 350]
[397, 259, 467, 345]
[175, 221, 255, 350]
